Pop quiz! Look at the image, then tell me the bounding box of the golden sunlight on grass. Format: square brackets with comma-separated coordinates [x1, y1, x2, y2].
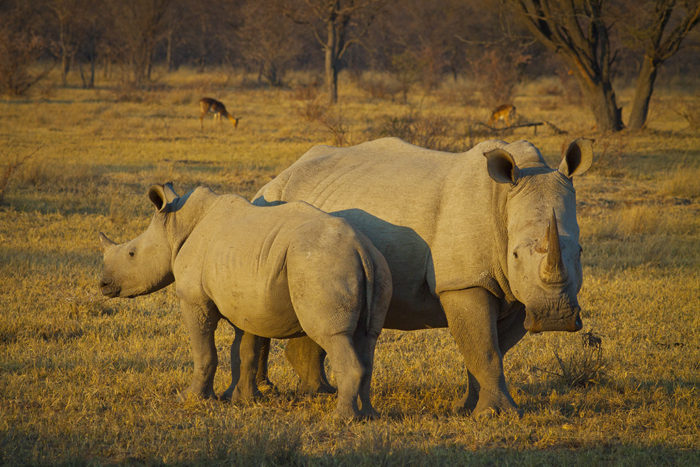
[1, 69, 698, 465]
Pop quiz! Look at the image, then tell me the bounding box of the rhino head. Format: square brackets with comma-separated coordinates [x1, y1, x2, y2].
[484, 139, 593, 333]
[98, 184, 180, 298]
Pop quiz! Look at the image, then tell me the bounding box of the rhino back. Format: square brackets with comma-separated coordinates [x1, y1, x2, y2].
[256, 138, 510, 299]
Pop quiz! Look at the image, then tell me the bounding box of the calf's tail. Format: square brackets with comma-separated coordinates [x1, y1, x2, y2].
[356, 244, 390, 335]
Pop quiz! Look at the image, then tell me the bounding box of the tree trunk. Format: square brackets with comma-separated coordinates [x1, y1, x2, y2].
[325, 19, 339, 104]
[628, 55, 658, 130]
[166, 30, 174, 72]
[61, 53, 70, 86]
[576, 72, 624, 132]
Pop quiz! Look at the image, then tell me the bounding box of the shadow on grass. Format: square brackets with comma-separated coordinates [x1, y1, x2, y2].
[2, 428, 694, 466]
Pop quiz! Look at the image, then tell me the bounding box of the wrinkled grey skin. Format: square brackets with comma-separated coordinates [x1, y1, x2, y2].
[99, 184, 391, 419]
[253, 137, 593, 417]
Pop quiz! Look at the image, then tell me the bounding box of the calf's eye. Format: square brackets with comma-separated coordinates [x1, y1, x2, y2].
[129, 250, 135, 257]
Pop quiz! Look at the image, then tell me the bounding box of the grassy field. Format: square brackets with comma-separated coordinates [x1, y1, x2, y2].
[1, 68, 698, 465]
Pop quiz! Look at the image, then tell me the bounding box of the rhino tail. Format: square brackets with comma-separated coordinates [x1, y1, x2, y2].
[357, 248, 375, 335]
[357, 243, 391, 337]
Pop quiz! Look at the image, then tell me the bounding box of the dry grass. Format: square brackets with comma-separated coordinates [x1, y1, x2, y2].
[1, 68, 699, 465]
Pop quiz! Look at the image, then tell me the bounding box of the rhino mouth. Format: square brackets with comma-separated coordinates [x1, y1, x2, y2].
[524, 307, 582, 333]
[99, 279, 121, 298]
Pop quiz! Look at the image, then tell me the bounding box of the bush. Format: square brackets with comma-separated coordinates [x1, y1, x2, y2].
[376, 110, 457, 151]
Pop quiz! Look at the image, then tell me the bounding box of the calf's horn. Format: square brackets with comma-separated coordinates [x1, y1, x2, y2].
[540, 210, 568, 284]
[99, 232, 117, 252]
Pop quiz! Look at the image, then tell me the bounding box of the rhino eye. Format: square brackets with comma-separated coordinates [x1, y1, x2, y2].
[513, 251, 518, 259]
[128, 250, 135, 257]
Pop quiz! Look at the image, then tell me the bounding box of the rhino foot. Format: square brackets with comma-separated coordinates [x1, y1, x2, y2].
[471, 388, 522, 419]
[220, 384, 261, 404]
[333, 404, 362, 421]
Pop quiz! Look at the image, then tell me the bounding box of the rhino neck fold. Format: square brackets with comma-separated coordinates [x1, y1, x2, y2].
[166, 187, 219, 267]
[491, 180, 516, 304]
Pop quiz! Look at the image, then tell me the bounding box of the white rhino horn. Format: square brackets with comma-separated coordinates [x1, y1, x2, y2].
[540, 210, 567, 284]
[99, 232, 117, 252]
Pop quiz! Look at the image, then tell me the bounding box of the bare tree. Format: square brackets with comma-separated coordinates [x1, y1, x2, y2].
[48, 0, 79, 86]
[238, 0, 302, 86]
[385, 0, 475, 90]
[0, 3, 53, 96]
[510, 0, 625, 132]
[75, 1, 103, 89]
[288, 0, 385, 103]
[109, 0, 172, 86]
[625, 0, 700, 129]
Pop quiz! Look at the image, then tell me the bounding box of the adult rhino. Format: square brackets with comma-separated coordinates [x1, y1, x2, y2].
[253, 137, 593, 417]
[98, 184, 391, 419]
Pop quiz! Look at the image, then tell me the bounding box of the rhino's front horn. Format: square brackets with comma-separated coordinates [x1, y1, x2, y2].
[539, 210, 568, 284]
[99, 232, 117, 252]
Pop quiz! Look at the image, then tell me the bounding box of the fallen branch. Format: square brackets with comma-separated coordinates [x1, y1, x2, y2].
[474, 120, 568, 135]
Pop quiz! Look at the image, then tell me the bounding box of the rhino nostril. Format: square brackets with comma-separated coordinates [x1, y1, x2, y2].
[99, 278, 112, 288]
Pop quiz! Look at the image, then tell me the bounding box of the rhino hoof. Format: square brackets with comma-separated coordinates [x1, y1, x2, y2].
[472, 403, 523, 419]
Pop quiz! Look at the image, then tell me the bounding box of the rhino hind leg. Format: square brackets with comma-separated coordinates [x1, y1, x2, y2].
[222, 328, 262, 403]
[440, 288, 520, 417]
[255, 338, 276, 392]
[354, 329, 380, 419]
[320, 334, 364, 419]
[285, 336, 336, 394]
[179, 300, 220, 401]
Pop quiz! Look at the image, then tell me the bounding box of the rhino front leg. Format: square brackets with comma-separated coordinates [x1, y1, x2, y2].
[440, 288, 519, 417]
[284, 336, 336, 394]
[222, 328, 262, 403]
[179, 300, 220, 400]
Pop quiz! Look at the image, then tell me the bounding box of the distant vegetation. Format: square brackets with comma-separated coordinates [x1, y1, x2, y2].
[1, 0, 699, 131]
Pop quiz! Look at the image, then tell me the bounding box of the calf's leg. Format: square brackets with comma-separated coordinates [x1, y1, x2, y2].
[354, 329, 379, 419]
[317, 334, 364, 419]
[180, 300, 219, 400]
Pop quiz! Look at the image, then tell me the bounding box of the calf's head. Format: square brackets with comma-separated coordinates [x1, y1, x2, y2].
[484, 139, 593, 333]
[98, 184, 178, 298]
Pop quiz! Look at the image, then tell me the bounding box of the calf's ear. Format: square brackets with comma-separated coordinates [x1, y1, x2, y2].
[559, 138, 593, 178]
[484, 148, 520, 185]
[148, 185, 170, 212]
[163, 182, 179, 202]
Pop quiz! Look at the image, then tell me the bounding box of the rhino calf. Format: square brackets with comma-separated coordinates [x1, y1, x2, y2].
[98, 184, 391, 419]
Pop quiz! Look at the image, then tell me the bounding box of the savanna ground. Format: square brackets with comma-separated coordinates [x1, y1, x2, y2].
[0, 68, 698, 465]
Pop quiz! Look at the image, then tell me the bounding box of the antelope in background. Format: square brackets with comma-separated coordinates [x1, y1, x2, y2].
[199, 97, 240, 130]
[487, 104, 517, 128]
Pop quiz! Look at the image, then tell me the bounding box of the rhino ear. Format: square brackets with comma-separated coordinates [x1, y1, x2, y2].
[484, 148, 520, 185]
[163, 182, 179, 202]
[148, 185, 171, 212]
[559, 138, 593, 178]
